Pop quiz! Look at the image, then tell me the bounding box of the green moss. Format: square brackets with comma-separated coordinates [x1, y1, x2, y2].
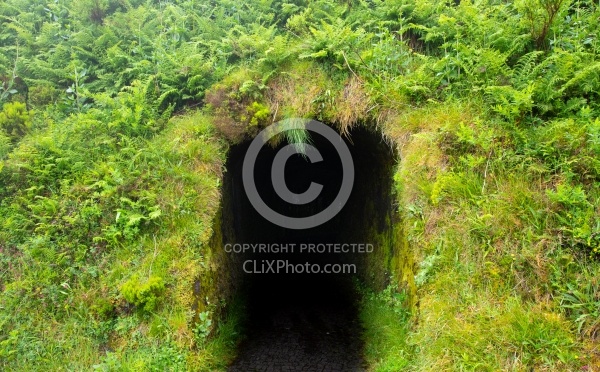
[120, 275, 165, 313]
[247, 101, 270, 127]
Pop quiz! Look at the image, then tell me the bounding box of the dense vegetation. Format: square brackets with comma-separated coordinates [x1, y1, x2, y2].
[1, 0, 599, 370]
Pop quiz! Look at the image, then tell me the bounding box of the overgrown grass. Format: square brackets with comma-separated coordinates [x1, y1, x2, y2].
[387, 101, 597, 370]
[0, 110, 235, 370]
[359, 284, 413, 371]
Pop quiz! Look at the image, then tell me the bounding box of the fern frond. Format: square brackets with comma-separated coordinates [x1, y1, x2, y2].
[512, 51, 544, 89]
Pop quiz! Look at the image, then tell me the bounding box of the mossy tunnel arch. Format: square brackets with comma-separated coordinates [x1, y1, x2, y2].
[207, 124, 415, 367]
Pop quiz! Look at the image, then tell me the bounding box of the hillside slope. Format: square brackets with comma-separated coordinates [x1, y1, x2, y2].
[1, 0, 599, 370]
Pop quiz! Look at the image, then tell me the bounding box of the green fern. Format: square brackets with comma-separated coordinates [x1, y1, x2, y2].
[512, 51, 545, 89]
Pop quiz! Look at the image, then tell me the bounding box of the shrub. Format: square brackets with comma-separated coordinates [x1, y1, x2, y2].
[547, 183, 600, 257]
[0, 131, 9, 159]
[0, 102, 31, 142]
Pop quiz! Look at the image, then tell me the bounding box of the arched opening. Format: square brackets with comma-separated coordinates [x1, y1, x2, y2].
[220, 125, 398, 370]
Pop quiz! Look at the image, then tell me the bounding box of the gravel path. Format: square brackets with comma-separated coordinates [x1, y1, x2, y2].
[228, 275, 365, 372]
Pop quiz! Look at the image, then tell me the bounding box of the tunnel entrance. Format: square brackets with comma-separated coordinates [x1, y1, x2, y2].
[221, 125, 398, 371]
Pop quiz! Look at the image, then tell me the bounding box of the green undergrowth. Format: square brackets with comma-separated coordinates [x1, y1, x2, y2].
[0, 108, 235, 369]
[359, 283, 413, 371]
[389, 102, 597, 370]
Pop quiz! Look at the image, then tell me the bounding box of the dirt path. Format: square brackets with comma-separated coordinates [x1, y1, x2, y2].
[228, 275, 365, 372]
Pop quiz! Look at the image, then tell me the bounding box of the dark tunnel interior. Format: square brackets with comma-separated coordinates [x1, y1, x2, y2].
[223, 125, 397, 369]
